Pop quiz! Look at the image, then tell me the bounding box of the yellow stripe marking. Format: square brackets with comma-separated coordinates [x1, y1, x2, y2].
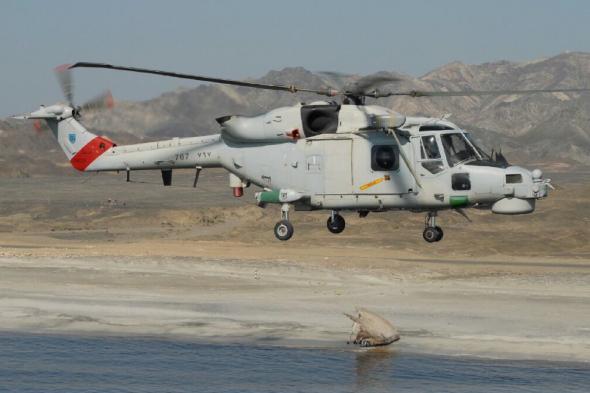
[360, 177, 386, 191]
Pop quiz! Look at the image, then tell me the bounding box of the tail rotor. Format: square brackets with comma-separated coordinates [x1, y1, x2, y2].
[11, 64, 115, 141]
[54, 64, 114, 119]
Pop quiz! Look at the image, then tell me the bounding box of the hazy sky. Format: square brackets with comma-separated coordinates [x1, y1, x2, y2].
[1, 0, 590, 116]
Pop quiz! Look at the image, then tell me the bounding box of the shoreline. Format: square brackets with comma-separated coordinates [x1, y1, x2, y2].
[1, 250, 588, 363]
[1, 329, 589, 366]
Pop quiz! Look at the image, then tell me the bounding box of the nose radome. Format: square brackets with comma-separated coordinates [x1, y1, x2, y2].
[492, 197, 535, 214]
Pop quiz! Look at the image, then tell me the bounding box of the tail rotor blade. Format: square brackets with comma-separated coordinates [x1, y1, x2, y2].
[54, 64, 74, 106]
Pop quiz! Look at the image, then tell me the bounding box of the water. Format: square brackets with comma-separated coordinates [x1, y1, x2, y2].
[0, 333, 587, 393]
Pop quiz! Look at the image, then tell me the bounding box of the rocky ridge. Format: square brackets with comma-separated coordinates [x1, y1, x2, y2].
[2, 52, 590, 176]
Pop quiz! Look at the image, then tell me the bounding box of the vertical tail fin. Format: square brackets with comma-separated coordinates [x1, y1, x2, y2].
[15, 63, 117, 172]
[46, 116, 115, 171]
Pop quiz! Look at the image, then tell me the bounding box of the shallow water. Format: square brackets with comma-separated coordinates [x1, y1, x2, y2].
[0, 333, 587, 392]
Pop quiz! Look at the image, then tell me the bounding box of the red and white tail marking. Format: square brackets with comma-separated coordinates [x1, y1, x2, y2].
[44, 116, 116, 172]
[70, 136, 115, 171]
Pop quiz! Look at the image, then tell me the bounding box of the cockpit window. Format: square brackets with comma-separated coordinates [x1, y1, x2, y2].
[421, 136, 441, 159]
[419, 135, 444, 174]
[419, 125, 454, 131]
[464, 133, 491, 160]
[441, 133, 479, 167]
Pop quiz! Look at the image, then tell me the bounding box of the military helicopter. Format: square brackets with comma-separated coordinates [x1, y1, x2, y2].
[15, 62, 590, 242]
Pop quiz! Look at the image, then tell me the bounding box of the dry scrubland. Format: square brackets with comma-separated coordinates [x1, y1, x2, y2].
[0, 169, 589, 361]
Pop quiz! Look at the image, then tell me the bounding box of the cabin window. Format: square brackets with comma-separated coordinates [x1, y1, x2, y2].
[371, 145, 398, 171]
[452, 173, 471, 190]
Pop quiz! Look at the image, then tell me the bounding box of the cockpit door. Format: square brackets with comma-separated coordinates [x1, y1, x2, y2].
[413, 134, 446, 178]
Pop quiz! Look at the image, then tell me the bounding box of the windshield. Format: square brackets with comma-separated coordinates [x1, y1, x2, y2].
[440, 133, 479, 167]
[464, 133, 491, 160]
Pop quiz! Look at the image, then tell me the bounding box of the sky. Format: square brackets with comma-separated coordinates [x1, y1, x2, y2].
[1, 0, 590, 116]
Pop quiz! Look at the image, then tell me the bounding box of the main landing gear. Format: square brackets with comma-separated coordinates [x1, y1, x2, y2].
[274, 204, 294, 241]
[274, 206, 347, 241]
[327, 211, 345, 234]
[423, 211, 443, 243]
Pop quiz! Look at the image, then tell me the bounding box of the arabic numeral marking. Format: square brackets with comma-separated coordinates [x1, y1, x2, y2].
[175, 153, 188, 161]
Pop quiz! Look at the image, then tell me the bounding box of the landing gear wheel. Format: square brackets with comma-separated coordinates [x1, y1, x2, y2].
[327, 214, 346, 234]
[423, 227, 439, 243]
[274, 220, 294, 241]
[434, 226, 444, 241]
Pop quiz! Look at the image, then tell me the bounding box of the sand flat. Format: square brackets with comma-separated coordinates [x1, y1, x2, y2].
[0, 245, 588, 362]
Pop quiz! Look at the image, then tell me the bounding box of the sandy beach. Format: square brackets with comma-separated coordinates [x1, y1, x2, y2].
[1, 170, 589, 362]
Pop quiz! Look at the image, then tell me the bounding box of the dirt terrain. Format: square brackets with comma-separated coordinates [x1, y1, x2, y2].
[0, 169, 589, 361]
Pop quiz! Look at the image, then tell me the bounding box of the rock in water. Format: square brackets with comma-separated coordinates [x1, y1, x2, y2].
[344, 308, 400, 347]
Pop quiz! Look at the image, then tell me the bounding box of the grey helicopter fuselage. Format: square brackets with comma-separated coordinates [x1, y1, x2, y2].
[83, 101, 549, 214]
[22, 100, 551, 241]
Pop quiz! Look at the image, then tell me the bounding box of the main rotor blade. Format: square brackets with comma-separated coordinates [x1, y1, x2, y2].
[345, 74, 403, 95]
[69, 62, 338, 97]
[55, 64, 74, 105]
[68, 62, 590, 100]
[319, 72, 404, 95]
[374, 87, 590, 98]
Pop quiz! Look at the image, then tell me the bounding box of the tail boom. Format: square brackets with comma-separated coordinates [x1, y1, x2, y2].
[34, 110, 222, 172]
[85, 134, 223, 172]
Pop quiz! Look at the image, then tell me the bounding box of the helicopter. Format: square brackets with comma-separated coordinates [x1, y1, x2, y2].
[14, 62, 590, 242]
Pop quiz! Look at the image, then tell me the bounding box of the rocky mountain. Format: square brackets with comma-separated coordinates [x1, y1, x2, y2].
[2, 52, 590, 176]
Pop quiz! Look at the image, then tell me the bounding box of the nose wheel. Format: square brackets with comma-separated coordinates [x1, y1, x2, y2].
[423, 212, 443, 243]
[423, 226, 443, 242]
[327, 211, 345, 234]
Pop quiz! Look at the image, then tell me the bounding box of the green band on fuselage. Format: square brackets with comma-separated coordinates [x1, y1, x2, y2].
[258, 189, 281, 203]
[450, 195, 469, 207]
